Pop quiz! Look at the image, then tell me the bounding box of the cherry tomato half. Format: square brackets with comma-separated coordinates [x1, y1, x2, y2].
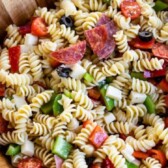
[31, 17, 48, 37]
[121, 1, 141, 19]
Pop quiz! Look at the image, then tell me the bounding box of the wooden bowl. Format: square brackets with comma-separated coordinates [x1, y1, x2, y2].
[0, 1, 54, 166]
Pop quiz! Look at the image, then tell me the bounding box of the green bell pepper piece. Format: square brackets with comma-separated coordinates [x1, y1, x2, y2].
[144, 95, 155, 114]
[106, 77, 114, 84]
[131, 72, 146, 81]
[83, 73, 94, 83]
[64, 89, 72, 98]
[153, 0, 168, 11]
[52, 136, 72, 159]
[100, 84, 115, 111]
[126, 160, 138, 168]
[53, 94, 64, 116]
[6, 144, 21, 156]
[41, 92, 56, 114]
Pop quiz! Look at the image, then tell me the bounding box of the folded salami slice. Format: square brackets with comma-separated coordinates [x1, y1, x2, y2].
[152, 43, 168, 59]
[84, 20, 117, 59]
[96, 14, 111, 26]
[49, 41, 86, 64]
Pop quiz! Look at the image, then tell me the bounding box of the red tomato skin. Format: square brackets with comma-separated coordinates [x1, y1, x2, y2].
[8, 46, 21, 73]
[31, 17, 48, 37]
[121, 1, 141, 19]
[18, 157, 42, 168]
[0, 114, 8, 133]
[90, 163, 101, 168]
[89, 125, 108, 148]
[102, 157, 114, 168]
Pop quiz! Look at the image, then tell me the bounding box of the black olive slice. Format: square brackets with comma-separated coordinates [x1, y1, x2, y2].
[60, 16, 74, 28]
[138, 31, 153, 42]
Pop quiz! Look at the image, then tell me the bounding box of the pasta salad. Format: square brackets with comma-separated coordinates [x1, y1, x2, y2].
[0, 0, 168, 168]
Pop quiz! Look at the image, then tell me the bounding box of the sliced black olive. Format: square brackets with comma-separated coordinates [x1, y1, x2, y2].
[138, 31, 153, 42]
[60, 16, 74, 28]
[154, 77, 163, 83]
[86, 157, 95, 167]
[56, 66, 72, 78]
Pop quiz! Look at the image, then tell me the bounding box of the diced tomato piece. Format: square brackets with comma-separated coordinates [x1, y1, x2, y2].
[8, 46, 21, 73]
[0, 114, 8, 133]
[31, 17, 48, 37]
[157, 79, 168, 92]
[165, 95, 168, 108]
[119, 134, 127, 140]
[133, 151, 149, 159]
[50, 41, 86, 65]
[121, 1, 141, 19]
[18, 157, 42, 168]
[89, 125, 108, 148]
[83, 120, 93, 128]
[152, 43, 168, 59]
[102, 157, 114, 168]
[19, 23, 31, 36]
[88, 88, 101, 100]
[129, 37, 155, 49]
[90, 163, 101, 168]
[164, 117, 168, 128]
[147, 149, 167, 167]
[144, 69, 166, 78]
[0, 83, 5, 97]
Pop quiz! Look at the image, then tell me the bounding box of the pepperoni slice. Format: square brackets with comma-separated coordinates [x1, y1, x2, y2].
[152, 43, 168, 59]
[121, 1, 141, 19]
[50, 41, 86, 64]
[85, 21, 117, 59]
[18, 157, 42, 168]
[0, 114, 8, 133]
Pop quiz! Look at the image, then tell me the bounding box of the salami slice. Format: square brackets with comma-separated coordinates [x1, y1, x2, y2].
[50, 41, 86, 65]
[152, 43, 168, 59]
[85, 21, 117, 59]
[96, 14, 111, 26]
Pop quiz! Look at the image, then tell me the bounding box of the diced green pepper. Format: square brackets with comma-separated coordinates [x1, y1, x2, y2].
[126, 160, 138, 168]
[153, 0, 168, 11]
[41, 92, 56, 114]
[131, 72, 146, 81]
[83, 73, 94, 83]
[106, 77, 114, 84]
[6, 144, 21, 156]
[100, 84, 115, 111]
[144, 95, 155, 114]
[53, 94, 64, 116]
[52, 136, 72, 159]
[64, 89, 72, 98]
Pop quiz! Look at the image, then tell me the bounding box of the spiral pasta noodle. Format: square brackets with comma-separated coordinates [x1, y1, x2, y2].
[113, 30, 130, 53]
[140, 157, 162, 168]
[0, 48, 11, 71]
[132, 78, 157, 94]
